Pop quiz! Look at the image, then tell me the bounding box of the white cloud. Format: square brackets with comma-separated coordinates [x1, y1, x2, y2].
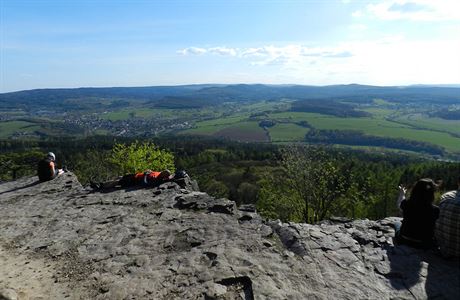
[359, 0, 460, 21]
[177, 45, 354, 66]
[178, 46, 238, 57]
[177, 37, 460, 85]
[330, 37, 460, 85]
[177, 47, 207, 55]
[208, 47, 238, 56]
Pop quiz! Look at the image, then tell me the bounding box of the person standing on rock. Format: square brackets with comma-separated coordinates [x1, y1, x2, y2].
[37, 152, 64, 182]
[395, 178, 440, 248]
[435, 176, 460, 258]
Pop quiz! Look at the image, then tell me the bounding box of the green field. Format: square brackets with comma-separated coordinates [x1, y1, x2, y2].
[181, 114, 251, 136]
[221, 121, 261, 131]
[361, 107, 395, 119]
[180, 107, 460, 153]
[0, 110, 28, 117]
[213, 121, 268, 142]
[269, 112, 460, 152]
[393, 116, 460, 136]
[268, 123, 310, 142]
[193, 115, 249, 127]
[360, 105, 460, 136]
[183, 120, 268, 142]
[0, 121, 41, 138]
[184, 123, 232, 135]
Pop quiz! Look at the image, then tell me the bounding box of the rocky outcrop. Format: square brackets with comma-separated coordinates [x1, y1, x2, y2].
[0, 173, 459, 299]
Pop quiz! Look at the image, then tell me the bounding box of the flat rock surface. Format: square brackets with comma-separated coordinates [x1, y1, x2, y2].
[0, 173, 459, 299]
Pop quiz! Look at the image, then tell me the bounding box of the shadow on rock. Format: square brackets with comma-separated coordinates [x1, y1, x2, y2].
[0, 180, 41, 195]
[386, 244, 460, 299]
[425, 254, 460, 299]
[386, 245, 423, 292]
[90, 185, 147, 194]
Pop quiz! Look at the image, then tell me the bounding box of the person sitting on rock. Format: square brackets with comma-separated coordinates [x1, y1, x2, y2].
[91, 169, 188, 190]
[435, 176, 460, 258]
[394, 178, 440, 248]
[37, 152, 64, 182]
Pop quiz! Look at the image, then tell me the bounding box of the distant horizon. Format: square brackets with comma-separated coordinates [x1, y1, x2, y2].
[2, 82, 460, 94]
[2, 1, 459, 93]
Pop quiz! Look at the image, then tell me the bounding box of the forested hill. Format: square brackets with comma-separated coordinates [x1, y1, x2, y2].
[1, 84, 460, 110]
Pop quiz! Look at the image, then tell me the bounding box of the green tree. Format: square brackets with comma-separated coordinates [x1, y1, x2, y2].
[110, 141, 175, 175]
[70, 149, 117, 185]
[336, 172, 368, 219]
[237, 182, 259, 204]
[257, 171, 305, 222]
[0, 150, 43, 180]
[201, 179, 230, 199]
[258, 146, 347, 223]
[283, 146, 348, 223]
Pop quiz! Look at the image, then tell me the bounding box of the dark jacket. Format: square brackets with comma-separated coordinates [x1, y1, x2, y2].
[400, 199, 439, 247]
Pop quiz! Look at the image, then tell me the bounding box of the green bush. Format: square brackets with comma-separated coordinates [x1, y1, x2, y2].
[110, 141, 175, 175]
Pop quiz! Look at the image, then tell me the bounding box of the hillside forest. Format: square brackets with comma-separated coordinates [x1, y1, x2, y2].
[1, 136, 459, 224]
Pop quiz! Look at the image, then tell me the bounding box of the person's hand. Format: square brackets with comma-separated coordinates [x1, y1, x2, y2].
[398, 185, 407, 196]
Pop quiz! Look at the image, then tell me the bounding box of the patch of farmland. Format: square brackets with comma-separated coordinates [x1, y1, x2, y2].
[268, 111, 460, 153]
[194, 115, 249, 127]
[0, 121, 41, 138]
[360, 107, 395, 119]
[213, 121, 269, 142]
[392, 115, 460, 136]
[268, 123, 310, 142]
[180, 115, 251, 136]
[181, 123, 229, 135]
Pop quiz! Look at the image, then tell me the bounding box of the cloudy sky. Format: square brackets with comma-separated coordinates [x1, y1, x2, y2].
[1, 0, 459, 92]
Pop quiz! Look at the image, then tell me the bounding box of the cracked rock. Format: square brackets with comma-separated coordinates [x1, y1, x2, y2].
[0, 173, 458, 300]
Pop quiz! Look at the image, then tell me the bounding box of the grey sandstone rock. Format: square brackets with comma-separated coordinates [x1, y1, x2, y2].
[0, 172, 459, 299]
[0, 288, 18, 300]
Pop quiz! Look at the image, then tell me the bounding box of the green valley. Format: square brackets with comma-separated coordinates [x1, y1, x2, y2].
[1, 84, 460, 159]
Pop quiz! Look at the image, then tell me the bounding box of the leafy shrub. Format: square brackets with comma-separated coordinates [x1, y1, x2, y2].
[110, 141, 175, 175]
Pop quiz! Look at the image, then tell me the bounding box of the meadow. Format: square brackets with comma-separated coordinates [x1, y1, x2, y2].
[181, 104, 460, 155]
[392, 116, 460, 136]
[268, 123, 310, 142]
[0, 121, 41, 138]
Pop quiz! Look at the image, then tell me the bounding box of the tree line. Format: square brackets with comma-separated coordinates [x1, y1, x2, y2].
[305, 129, 445, 156]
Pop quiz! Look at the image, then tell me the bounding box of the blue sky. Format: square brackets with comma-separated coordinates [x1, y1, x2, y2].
[1, 0, 459, 92]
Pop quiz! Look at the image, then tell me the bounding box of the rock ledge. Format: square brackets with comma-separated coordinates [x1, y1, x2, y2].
[0, 173, 459, 299]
